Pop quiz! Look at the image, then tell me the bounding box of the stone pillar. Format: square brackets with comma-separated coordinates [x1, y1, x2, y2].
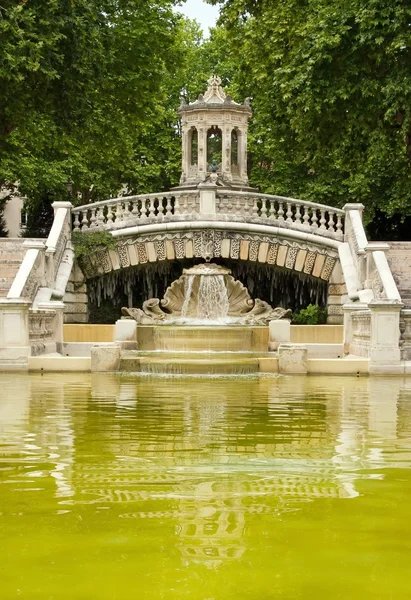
[238, 128, 248, 183]
[327, 261, 346, 324]
[222, 126, 232, 181]
[63, 262, 88, 323]
[198, 180, 217, 216]
[115, 319, 137, 351]
[198, 127, 207, 180]
[0, 299, 31, 370]
[268, 319, 290, 351]
[181, 125, 189, 183]
[368, 300, 403, 373]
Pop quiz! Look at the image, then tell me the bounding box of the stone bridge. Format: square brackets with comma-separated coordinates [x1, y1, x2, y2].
[71, 187, 345, 318]
[0, 74, 408, 371]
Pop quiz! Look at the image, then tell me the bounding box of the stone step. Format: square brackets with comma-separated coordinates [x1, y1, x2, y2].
[120, 355, 260, 375]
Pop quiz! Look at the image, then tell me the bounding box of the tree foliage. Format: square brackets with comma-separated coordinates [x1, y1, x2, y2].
[0, 0, 202, 234]
[207, 0, 411, 230]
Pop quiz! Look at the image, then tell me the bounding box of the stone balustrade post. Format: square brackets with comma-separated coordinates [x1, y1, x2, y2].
[368, 299, 403, 373]
[0, 299, 32, 370]
[198, 180, 217, 216]
[342, 302, 368, 355]
[36, 301, 65, 346]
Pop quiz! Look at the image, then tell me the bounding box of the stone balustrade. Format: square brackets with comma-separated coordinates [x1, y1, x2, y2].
[72, 191, 199, 233]
[216, 191, 344, 240]
[71, 190, 344, 241]
[350, 309, 371, 357]
[29, 309, 56, 341]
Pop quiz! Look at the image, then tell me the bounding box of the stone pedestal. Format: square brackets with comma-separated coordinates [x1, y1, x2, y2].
[0, 300, 31, 370]
[268, 319, 290, 351]
[342, 302, 368, 355]
[198, 181, 217, 216]
[369, 300, 403, 373]
[91, 343, 121, 372]
[278, 344, 308, 374]
[115, 319, 137, 350]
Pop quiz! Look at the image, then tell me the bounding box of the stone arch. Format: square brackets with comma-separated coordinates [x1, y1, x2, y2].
[72, 227, 345, 323]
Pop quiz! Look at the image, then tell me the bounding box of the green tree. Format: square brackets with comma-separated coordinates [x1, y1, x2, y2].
[207, 0, 411, 232]
[0, 1, 201, 235]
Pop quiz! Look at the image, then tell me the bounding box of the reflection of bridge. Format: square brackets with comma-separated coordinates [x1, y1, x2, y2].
[1, 373, 409, 567]
[0, 77, 409, 371]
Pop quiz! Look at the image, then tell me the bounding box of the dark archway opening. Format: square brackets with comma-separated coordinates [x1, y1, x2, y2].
[87, 258, 328, 323]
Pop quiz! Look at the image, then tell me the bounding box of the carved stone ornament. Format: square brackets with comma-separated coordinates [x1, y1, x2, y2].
[122, 263, 292, 325]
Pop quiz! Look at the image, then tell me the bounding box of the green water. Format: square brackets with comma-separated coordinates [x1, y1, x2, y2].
[1, 374, 411, 599]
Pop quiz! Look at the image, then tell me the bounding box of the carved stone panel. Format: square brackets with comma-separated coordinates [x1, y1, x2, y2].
[321, 256, 336, 281]
[304, 251, 316, 275]
[155, 240, 166, 262]
[267, 243, 279, 265]
[174, 238, 186, 259]
[137, 243, 148, 264]
[117, 244, 130, 268]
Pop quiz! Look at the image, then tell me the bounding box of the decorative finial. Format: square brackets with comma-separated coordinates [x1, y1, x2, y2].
[203, 74, 226, 103]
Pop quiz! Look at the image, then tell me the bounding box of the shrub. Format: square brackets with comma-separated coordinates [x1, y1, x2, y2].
[292, 304, 327, 325]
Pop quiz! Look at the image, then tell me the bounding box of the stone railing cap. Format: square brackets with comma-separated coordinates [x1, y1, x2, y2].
[365, 242, 390, 252]
[343, 203, 365, 211]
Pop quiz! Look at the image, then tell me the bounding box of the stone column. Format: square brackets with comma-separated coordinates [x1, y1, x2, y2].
[368, 299, 403, 373]
[222, 126, 232, 181]
[238, 128, 248, 183]
[0, 299, 31, 370]
[181, 125, 189, 183]
[198, 127, 207, 181]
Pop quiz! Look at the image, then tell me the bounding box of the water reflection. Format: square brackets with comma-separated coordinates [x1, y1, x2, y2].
[1, 373, 411, 570]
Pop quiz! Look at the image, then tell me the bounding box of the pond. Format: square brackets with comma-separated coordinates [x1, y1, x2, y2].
[1, 373, 411, 599]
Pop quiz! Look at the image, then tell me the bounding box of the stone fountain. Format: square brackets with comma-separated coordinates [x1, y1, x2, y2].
[121, 263, 291, 325]
[119, 265, 291, 374]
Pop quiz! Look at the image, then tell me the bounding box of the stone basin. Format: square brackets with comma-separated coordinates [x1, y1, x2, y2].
[136, 325, 269, 352]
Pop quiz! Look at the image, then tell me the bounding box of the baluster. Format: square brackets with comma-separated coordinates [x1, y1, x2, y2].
[173, 195, 180, 217]
[131, 200, 139, 220]
[251, 196, 259, 218]
[294, 203, 302, 225]
[106, 205, 114, 228]
[286, 202, 293, 223]
[140, 198, 148, 220]
[165, 196, 172, 218]
[73, 212, 80, 232]
[115, 201, 124, 225]
[95, 207, 104, 228]
[241, 197, 249, 217]
[181, 194, 188, 214]
[146, 198, 154, 219]
[336, 214, 343, 238]
[81, 210, 89, 231]
[235, 197, 241, 217]
[226, 196, 233, 214]
[311, 209, 318, 229]
[89, 208, 97, 229]
[268, 199, 277, 220]
[302, 206, 310, 228]
[277, 202, 284, 223]
[123, 200, 131, 222]
[328, 211, 335, 232]
[319, 209, 327, 230]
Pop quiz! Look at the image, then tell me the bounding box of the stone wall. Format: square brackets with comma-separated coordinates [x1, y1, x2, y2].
[63, 262, 88, 323]
[386, 242, 411, 308]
